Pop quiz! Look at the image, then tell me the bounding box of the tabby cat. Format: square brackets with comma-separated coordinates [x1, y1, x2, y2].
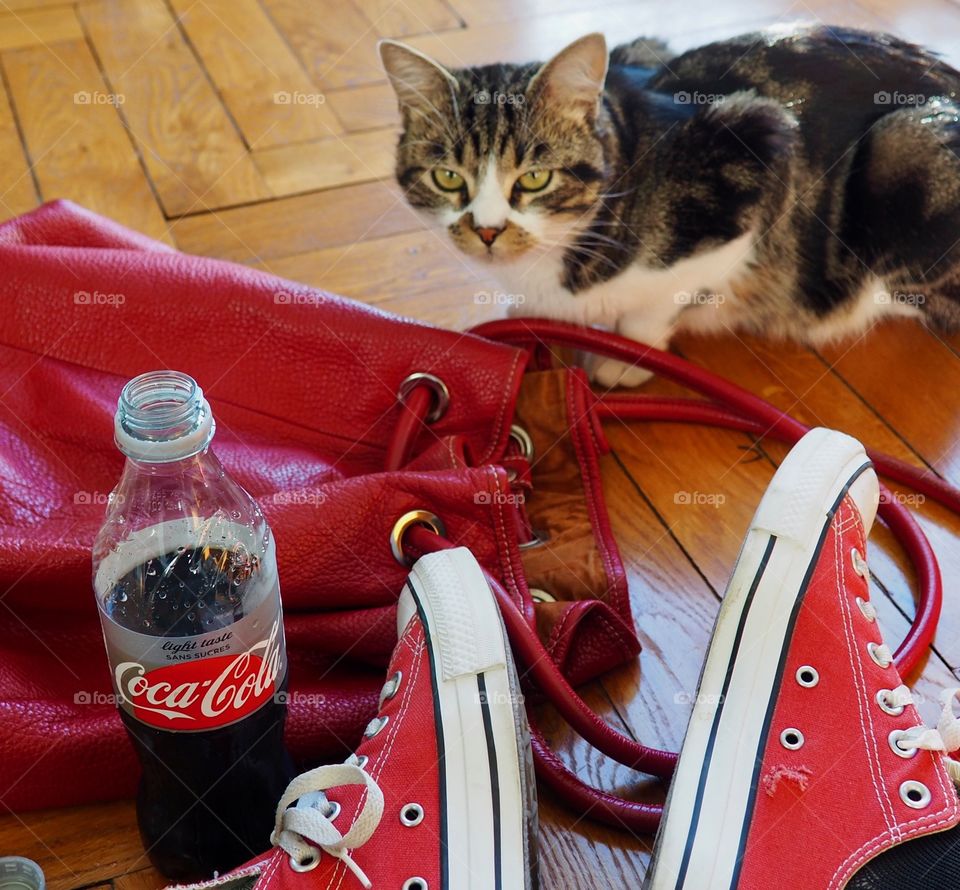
[379, 26, 960, 386]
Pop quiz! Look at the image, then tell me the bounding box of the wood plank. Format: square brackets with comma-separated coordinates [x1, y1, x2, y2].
[252, 128, 395, 197]
[353, 0, 462, 38]
[80, 0, 271, 216]
[402, 2, 884, 68]
[326, 82, 398, 132]
[113, 866, 166, 890]
[167, 0, 343, 148]
[261, 0, 383, 91]
[0, 6, 81, 51]
[0, 77, 38, 221]
[256, 229, 483, 303]
[0, 800, 149, 890]
[2, 40, 172, 243]
[169, 181, 422, 264]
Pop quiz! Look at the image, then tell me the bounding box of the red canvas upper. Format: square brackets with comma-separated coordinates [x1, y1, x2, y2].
[739, 496, 960, 889]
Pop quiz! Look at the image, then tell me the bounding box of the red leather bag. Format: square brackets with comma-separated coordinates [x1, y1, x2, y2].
[0, 202, 637, 812]
[1, 202, 956, 833]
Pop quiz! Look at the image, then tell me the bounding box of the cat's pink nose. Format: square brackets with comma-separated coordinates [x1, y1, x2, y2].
[474, 225, 503, 246]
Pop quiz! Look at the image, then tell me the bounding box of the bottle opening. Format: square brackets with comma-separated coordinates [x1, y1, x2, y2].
[116, 370, 215, 461]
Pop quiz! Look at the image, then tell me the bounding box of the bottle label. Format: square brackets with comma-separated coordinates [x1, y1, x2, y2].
[99, 586, 286, 731]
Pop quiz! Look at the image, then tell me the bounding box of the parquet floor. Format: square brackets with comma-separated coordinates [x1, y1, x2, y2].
[2, 0, 960, 887]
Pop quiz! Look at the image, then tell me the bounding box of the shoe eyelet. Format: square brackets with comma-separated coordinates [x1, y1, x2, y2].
[364, 715, 389, 739]
[780, 728, 805, 750]
[851, 547, 868, 577]
[356, 755, 369, 770]
[868, 641, 892, 668]
[400, 802, 425, 827]
[889, 729, 919, 759]
[796, 666, 819, 688]
[402, 879, 429, 890]
[900, 780, 932, 809]
[856, 596, 876, 622]
[290, 853, 320, 873]
[529, 588, 556, 604]
[379, 671, 403, 707]
[876, 689, 905, 717]
[324, 800, 341, 820]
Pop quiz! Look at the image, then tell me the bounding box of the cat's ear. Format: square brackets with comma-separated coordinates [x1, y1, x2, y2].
[379, 39, 460, 119]
[528, 33, 608, 122]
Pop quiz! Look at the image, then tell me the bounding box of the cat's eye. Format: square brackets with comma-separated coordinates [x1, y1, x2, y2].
[432, 169, 465, 192]
[516, 169, 553, 192]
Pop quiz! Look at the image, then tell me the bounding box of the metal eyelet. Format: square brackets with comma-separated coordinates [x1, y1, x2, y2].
[400, 802, 425, 827]
[856, 596, 876, 622]
[290, 853, 320, 873]
[398, 373, 450, 423]
[876, 689, 905, 717]
[324, 800, 341, 820]
[868, 641, 892, 668]
[389, 510, 447, 566]
[355, 755, 369, 770]
[900, 780, 932, 809]
[529, 588, 556, 604]
[851, 547, 868, 577]
[508, 424, 535, 461]
[364, 715, 389, 739]
[402, 879, 428, 890]
[780, 728, 805, 750]
[518, 533, 546, 550]
[889, 729, 919, 759]
[796, 666, 819, 688]
[379, 671, 403, 707]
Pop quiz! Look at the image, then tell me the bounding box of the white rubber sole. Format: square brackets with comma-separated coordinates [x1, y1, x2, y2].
[403, 548, 538, 890]
[644, 428, 877, 890]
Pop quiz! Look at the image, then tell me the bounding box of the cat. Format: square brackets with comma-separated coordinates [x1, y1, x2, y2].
[379, 26, 960, 386]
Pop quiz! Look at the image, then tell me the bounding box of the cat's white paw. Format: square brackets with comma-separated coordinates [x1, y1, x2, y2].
[590, 357, 654, 388]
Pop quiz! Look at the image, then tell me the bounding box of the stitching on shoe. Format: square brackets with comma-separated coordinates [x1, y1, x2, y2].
[827, 808, 960, 890]
[834, 506, 898, 834]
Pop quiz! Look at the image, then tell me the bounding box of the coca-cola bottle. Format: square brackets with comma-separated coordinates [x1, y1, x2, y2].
[92, 370, 294, 881]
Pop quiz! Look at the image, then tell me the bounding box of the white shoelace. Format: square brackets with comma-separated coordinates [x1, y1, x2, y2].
[271, 760, 384, 888]
[890, 686, 960, 783]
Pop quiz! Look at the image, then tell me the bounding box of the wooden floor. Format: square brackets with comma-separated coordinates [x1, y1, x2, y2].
[3, 0, 960, 887]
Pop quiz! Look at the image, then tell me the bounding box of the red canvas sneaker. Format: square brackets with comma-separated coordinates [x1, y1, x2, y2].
[172, 547, 538, 890]
[644, 427, 960, 890]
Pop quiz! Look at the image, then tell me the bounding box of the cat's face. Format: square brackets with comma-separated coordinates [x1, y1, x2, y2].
[380, 35, 610, 264]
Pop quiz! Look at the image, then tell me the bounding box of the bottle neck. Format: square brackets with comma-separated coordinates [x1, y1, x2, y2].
[115, 370, 215, 462]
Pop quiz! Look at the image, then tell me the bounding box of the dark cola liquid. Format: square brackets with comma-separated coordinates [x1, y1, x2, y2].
[108, 546, 293, 881]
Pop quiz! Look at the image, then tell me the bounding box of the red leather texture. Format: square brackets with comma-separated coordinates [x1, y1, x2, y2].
[0, 201, 642, 813]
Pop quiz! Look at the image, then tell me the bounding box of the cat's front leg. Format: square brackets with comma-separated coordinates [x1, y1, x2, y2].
[589, 309, 677, 388]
